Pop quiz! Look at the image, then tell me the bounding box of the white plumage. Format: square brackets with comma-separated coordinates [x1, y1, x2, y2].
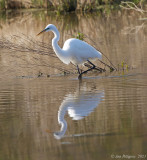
[53, 86, 104, 139]
[62, 38, 102, 65]
[37, 24, 102, 78]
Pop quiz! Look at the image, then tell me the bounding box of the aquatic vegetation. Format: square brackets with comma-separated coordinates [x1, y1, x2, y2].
[73, 32, 85, 41]
[0, 0, 146, 11]
[117, 61, 130, 71]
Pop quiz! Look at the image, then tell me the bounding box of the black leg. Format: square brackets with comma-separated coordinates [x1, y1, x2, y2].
[78, 60, 95, 79]
[87, 60, 96, 68]
[80, 67, 95, 75]
[77, 65, 81, 74]
[86, 60, 106, 72]
[78, 60, 106, 79]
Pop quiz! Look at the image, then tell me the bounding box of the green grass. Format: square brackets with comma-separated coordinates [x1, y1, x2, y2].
[0, 0, 5, 10]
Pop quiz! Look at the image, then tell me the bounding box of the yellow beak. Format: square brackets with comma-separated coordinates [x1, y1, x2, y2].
[37, 29, 46, 36]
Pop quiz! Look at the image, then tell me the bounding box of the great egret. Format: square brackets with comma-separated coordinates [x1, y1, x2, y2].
[37, 24, 102, 78]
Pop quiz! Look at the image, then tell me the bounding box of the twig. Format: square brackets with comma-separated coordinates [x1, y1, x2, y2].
[84, 33, 117, 70]
[0, 33, 116, 74]
[120, 1, 147, 13]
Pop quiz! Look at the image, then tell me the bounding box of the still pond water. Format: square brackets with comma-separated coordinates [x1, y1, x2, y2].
[0, 9, 147, 160]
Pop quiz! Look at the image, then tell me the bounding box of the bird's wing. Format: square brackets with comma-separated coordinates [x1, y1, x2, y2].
[63, 38, 101, 60]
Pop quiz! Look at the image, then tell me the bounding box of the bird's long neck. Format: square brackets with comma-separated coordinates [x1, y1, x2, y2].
[54, 104, 68, 139]
[52, 28, 62, 53]
[59, 120, 67, 136]
[58, 103, 67, 133]
[52, 28, 67, 62]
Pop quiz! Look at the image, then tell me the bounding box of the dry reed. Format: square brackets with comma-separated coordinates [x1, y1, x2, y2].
[0, 33, 116, 76]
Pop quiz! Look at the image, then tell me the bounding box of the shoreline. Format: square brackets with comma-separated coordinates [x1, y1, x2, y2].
[0, 0, 146, 12]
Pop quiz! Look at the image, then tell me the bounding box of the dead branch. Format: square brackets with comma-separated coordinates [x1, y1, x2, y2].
[120, 1, 147, 13]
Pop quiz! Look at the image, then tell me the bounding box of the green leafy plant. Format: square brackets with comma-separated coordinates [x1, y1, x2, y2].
[118, 61, 130, 71]
[73, 32, 85, 41]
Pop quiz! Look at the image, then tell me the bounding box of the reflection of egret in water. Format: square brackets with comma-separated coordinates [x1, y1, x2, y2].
[54, 83, 104, 139]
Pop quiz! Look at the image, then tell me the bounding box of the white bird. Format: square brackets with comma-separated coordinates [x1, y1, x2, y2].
[37, 24, 102, 78]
